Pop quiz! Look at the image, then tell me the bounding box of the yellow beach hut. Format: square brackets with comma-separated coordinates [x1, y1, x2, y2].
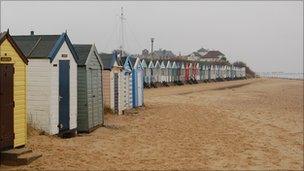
[0, 31, 28, 150]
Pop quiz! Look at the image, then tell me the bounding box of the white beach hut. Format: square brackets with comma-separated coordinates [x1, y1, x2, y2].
[13, 32, 78, 136]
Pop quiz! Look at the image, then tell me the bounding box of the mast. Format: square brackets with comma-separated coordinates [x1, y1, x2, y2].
[119, 7, 126, 56]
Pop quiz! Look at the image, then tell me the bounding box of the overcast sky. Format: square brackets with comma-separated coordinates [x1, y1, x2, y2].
[0, 1, 303, 73]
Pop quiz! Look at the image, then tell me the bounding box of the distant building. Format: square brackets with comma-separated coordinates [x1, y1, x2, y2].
[142, 49, 149, 56]
[187, 47, 209, 61]
[201, 50, 224, 62]
[197, 47, 208, 56]
[153, 49, 175, 59]
[187, 52, 202, 61]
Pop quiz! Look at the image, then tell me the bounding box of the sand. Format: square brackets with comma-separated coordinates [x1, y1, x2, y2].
[1, 78, 303, 170]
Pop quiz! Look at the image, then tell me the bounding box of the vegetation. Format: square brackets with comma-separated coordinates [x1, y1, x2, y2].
[233, 61, 256, 78]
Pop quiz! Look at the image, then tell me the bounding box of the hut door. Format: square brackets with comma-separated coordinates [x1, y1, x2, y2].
[0, 64, 14, 150]
[89, 69, 100, 126]
[138, 70, 143, 106]
[58, 60, 70, 132]
[114, 73, 119, 113]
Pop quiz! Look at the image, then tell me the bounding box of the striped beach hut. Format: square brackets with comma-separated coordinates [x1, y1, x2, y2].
[99, 52, 123, 114]
[130, 56, 144, 107]
[0, 31, 28, 150]
[73, 44, 103, 132]
[119, 56, 133, 110]
[13, 32, 78, 136]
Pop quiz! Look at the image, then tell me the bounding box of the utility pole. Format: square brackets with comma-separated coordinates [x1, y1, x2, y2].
[150, 38, 154, 54]
[150, 38, 155, 59]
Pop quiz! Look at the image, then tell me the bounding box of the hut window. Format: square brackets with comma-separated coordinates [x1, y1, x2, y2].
[62, 54, 68, 58]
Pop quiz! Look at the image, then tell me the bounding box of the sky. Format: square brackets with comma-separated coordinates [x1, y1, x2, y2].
[0, 1, 303, 73]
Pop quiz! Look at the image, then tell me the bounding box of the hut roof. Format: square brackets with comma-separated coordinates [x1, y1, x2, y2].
[73, 44, 92, 65]
[129, 57, 137, 67]
[202, 50, 224, 58]
[99, 53, 114, 70]
[12, 33, 78, 62]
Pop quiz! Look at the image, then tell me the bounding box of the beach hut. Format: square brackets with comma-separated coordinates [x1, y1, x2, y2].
[147, 59, 155, 84]
[160, 60, 167, 83]
[141, 58, 149, 86]
[180, 62, 186, 82]
[231, 65, 235, 79]
[0, 31, 28, 150]
[13, 32, 78, 136]
[119, 56, 133, 110]
[241, 67, 246, 78]
[165, 60, 172, 83]
[189, 62, 193, 81]
[215, 64, 220, 80]
[171, 61, 178, 82]
[141, 58, 154, 86]
[175, 61, 181, 82]
[152, 60, 161, 84]
[194, 62, 200, 81]
[237, 67, 240, 78]
[210, 64, 216, 80]
[227, 65, 232, 79]
[130, 56, 144, 107]
[99, 52, 124, 114]
[73, 44, 103, 132]
[206, 64, 211, 81]
[199, 62, 206, 81]
[185, 62, 190, 82]
[220, 64, 225, 79]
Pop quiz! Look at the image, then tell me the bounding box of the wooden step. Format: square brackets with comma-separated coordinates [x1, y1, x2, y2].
[1, 148, 42, 166]
[15, 152, 42, 166]
[1, 147, 32, 160]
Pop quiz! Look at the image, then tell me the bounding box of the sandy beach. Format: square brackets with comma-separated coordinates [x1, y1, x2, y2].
[1, 78, 303, 170]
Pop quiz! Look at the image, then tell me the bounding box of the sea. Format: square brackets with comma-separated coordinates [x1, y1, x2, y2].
[257, 72, 304, 80]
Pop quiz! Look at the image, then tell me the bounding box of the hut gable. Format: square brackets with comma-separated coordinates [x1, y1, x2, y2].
[99, 52, 121, 70]
[0, 31, 28, 64]
[148, 60, 155, 68]
[154, 60, 160, 68]
[165, 60, 172, 68]
[12, 33, 78, 62]
[132, 57, 143, 70]
[74, 44, 102, 68]
[120, 56, 133, 72]
[160, 60, 166, 68]
[141, 59, 148, 68]
[171, 61, 177, 68]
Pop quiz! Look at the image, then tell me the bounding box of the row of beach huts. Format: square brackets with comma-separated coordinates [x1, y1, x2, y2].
[139, 57, 246, 88]
[0, 30, 246, 157]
